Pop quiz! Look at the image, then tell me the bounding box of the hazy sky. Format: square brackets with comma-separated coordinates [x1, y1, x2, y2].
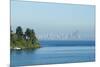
[11, 0, 95, 40]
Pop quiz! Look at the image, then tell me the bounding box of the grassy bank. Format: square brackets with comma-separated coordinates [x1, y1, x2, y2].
[10, 26, 40, 49]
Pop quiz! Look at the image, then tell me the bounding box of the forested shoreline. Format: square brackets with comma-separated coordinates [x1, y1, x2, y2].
[10, 26, 40, 49]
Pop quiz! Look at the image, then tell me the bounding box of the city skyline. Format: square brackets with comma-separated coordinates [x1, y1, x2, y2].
[11, 0, 95, 40]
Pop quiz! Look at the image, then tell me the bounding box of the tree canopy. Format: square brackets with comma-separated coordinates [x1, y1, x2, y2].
[10, 26, 40, 49]
[16, 26, 23, 37]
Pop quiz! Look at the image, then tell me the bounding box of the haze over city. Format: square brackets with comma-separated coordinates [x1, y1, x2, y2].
[11, 0, 95, 40]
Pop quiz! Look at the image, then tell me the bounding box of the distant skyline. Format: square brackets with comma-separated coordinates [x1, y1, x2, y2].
[11, 0, 95, 40]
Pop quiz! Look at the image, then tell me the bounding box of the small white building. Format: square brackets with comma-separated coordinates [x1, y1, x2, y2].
[14, 47, 21, 50]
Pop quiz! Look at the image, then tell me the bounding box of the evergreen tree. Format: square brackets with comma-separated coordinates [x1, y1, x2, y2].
[16, 26, 23, 38]
[10, 26, 40, 49]
[25, 28, 31, 38]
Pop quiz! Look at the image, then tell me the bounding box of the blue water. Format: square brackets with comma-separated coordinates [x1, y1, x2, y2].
[40, 40, 95, 47]
[10, 40, 95, 66]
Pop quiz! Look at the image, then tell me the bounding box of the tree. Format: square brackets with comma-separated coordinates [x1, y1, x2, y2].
[31, 29, 36, 39]
[16, 26, 23, 37]
[10, 26, 40, 49]
[25, 28, 31, 38]
[31, 29, 35, 35]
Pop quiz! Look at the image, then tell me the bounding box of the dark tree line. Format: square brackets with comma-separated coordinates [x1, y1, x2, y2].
[10, 26, 40, 49]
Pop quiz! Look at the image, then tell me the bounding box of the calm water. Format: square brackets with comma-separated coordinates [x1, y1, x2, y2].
[10, 41, 95, 66]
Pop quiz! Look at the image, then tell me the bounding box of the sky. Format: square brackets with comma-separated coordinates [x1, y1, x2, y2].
[11, 0, 95, 40]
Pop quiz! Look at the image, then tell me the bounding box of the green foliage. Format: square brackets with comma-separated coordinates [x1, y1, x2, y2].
[25, 28, 31, 37]
[16, 26, 23, 37]
[10, 26, 40, 49]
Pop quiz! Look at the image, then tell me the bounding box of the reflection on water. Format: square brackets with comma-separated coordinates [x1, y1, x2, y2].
[10, 46, 95, 66]
[11, 49, 38, 54]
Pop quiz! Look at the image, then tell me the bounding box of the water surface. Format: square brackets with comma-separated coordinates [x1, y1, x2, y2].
[10, 41, 95, 66]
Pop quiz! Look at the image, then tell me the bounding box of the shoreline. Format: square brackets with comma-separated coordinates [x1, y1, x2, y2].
[10, 46, 41, 50]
